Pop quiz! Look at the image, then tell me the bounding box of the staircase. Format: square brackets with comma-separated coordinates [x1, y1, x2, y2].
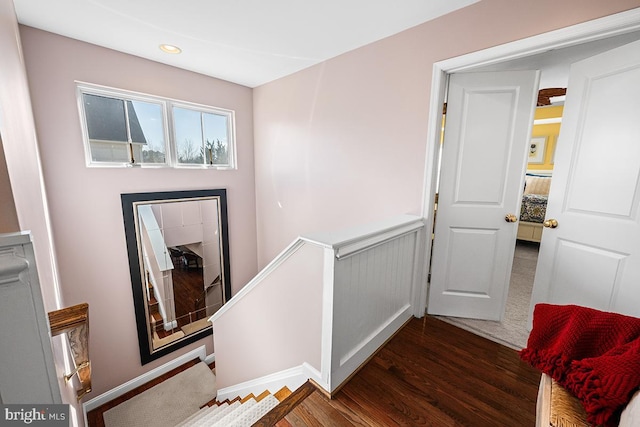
[147, 282, 163, 332]
[175, 386, 292, 427]
[210, 215, 425, 397]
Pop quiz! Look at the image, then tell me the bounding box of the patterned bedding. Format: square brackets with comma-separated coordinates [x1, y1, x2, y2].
[520, 193, 548, 223]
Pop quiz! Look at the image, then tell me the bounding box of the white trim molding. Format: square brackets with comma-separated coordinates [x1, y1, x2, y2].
[420, 8, 640, 318]
[215, 363, 322, 402]
[422, 7, 640, 219]
[334, 220, 424, 260]
[440, 8, 640, 74]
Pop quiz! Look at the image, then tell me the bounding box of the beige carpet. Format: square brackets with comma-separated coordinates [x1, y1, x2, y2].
[103, 362, 216, 427]
[437, 241, 538, 350]
[181, 318, 211, 336]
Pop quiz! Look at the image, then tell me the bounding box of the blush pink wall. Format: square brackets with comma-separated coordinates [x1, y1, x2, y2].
[1, 0, 80, 416]
[9, 0, 640, 401]
[19, 26, 258, 396]
[252, 0, 640, 266]
[0, 137, 19, 233]
[0, 2, 60, 309]
[214, 242, 323, 390]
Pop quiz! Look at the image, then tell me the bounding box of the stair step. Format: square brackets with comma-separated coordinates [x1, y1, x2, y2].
[179, 387, 291, 427]
[149, 312, 165, 332]
[255, 389, 271, 401]
[226, 394, 280, 427]
[210, 398, 257, 427]
[175, 402, 228, 426]
[185, 401, 241, 427]
[148, 297, 159, 314]
[274, 386, 292, 402]
[240, 393, 255, 403]
[252, 381, 317, 426]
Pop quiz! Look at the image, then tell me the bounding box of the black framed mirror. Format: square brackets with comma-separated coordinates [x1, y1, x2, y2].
[121, 189, 231, 364]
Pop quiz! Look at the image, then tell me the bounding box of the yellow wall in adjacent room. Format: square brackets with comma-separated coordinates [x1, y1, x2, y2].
[528, 105, 563, 172]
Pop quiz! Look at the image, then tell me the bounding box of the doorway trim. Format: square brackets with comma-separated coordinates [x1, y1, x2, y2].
[418, 7, 640, 315]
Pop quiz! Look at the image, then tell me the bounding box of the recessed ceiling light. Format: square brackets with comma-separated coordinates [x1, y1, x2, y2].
[159, 44, 182, 54]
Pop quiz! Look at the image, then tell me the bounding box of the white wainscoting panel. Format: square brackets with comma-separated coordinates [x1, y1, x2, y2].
[330, 230, 420, 390]
[211, 215, 424, 396]
[0, 232, 61, 404]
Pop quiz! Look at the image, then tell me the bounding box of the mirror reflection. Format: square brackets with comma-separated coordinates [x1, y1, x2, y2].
[122, 189, 231, 364]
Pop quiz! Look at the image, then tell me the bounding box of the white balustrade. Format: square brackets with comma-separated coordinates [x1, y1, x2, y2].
[210, 215, 425, 399]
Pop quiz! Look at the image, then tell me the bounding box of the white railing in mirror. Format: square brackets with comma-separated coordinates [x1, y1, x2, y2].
[210, 214, 425, 399]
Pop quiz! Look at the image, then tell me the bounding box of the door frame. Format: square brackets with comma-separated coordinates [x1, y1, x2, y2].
[417, 8, 640, 316]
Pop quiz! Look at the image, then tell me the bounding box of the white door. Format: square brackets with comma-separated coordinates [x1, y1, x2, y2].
[530, 39, 640, 317]
[428, 70, 540, 320]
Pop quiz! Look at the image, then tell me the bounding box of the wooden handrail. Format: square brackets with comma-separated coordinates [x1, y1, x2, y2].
[48, 303, 91, 401]
[253, 381, 318, 426]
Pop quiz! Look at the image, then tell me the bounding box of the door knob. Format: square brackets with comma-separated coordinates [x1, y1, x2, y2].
[505, 214, 518, 223]
[543, 219, 558, 228]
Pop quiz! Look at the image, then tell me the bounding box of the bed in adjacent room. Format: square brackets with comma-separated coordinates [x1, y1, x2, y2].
[517, 174, 552, 243]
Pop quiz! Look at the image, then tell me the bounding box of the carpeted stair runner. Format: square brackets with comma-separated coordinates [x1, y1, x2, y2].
[178, 394, 280, 427]
[176, 401, 239, 426]
[102, 362, 216, 427]
[102, 360, 286, 427]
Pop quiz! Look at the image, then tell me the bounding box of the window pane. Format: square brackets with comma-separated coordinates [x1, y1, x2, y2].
[90, 141, 130, 162]
[128, 100, 166, 164]
[79, 85, 235, 168]
[83, 94, 127, 142]
[203, 113, 229, 165]
[174, 107, 204, 164]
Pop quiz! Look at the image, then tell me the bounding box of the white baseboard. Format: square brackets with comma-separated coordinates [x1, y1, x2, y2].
[82, 346, 207, 414]
[216, 308, 412, 400]
[215, 363, 322, 402]
[204, 352, 215, 366]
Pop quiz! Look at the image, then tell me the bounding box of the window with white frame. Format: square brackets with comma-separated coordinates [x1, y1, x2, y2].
[79, 88, 168, 166]
[173, 105, 233, 167]
[77, 83, 236, 169]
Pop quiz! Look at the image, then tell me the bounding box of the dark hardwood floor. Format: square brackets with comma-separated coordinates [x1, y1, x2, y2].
[87, 316, 540, 427]
[171, 264, 206, 327]
[278, 316, 541, 426]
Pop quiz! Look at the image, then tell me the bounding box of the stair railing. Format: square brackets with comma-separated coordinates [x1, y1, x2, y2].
[194, 275, 221, 314]
[210, 214, 425, 399]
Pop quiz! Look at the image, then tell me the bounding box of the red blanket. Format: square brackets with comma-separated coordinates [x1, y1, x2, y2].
[520, 304, 640, 427]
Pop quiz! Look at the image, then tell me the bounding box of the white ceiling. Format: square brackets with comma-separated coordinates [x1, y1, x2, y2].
[13, 0, 480, 88]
